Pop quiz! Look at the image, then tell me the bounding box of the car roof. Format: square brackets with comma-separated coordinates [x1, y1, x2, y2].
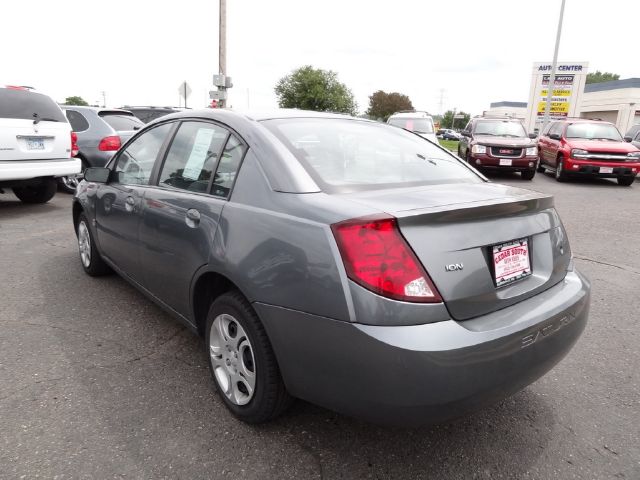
[151, 108, 368, 124]
[388, 111, 433, 119]
[60, 105, 134, 115]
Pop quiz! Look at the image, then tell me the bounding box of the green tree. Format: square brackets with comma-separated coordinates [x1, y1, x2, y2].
[64, 96, 89, 106]
[441, 110, 471, 130]
[586, 71, 620, 84]
[275, 66, 357, 116]
[366, 90, 414, 121]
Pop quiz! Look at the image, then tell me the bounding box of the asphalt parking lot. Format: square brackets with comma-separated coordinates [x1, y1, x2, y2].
[1, 172, 639, 479]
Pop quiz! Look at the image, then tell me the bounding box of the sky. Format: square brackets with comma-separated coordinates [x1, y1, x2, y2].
[2, 0, 638, 116]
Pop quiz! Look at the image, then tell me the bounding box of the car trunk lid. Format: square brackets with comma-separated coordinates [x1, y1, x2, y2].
[339, 182, 571, 320]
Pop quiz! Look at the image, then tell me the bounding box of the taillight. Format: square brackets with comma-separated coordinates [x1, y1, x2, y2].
[70, 132, 79, 157]
[331, 215, 442, 303]
[98, 135, 121, 151]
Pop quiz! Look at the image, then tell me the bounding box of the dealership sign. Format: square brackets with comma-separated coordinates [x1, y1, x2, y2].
[525, 62, 588, 133]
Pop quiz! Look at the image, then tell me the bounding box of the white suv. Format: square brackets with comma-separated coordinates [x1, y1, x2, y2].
[0, 86, 81, 203]
[387, 111, 438, 144]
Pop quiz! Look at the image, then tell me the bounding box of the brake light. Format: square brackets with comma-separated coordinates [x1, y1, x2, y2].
[98, 135, 121, 151]
[70, 132, 79, 157]
[331, 215, 442, 303]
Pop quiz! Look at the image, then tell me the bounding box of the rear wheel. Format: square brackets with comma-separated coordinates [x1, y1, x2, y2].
[521, 169, 536, 180]
[617, 176, 635, 187]
[12, 178, 57, 204]
[555, 157, 568, 182]
[76, 212, 111, 276]
[206, 291, 292, 423]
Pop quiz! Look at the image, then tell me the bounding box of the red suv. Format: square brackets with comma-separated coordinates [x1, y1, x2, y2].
[537, 119, 640, 186]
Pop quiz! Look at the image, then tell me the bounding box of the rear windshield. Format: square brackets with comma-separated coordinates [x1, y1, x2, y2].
[474, 120, 526, 137]
[0, 88, 66, 122]
[262, 118, 481, 192]
[565, 123, 622, 141]
[387, 117, 434, 134]
[99, 111, 144, 131]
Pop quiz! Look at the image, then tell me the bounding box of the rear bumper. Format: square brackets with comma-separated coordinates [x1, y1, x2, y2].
[0, 158, 81, 181]
[256, 269, 590, 426]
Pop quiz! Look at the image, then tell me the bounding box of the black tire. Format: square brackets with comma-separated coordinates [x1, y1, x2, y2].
[457, 146, 462, 157]
[205, 291, 292, 423]
[617, 176, 635, 187]
[76, 212, 111, 276]
[555, 157, 567, 182]
[12, 178, 57, 204]
[536, 157, 545, 173]
[521, 169, 536, 180]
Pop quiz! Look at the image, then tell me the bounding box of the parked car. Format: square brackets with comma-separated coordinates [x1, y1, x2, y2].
[442, 129, 462, 141]
[60, 106, 144, 192]
[623, 124, 640, 143]
[387, 111, 438, 143]
[73, 109, 590, 426]
[0, 85, 80, 203]
[537, 119, 640, 186]
[121, 106, 184, 124]
[458, 115, 538, 180]
[631, 130, 640, 150]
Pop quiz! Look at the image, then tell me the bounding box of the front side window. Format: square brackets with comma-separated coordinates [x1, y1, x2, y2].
[263, 118, 481, 193]
[565, 122, 622, 141]
[548, 122, 563, 137]
[473, 120, 526, 137]
[388, 117, 434, 134]
[158, 121, 228, 193]
[114, 123, 173, 185]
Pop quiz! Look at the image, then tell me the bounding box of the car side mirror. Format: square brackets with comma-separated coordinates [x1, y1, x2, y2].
[84, 167, 111, 183]
[624, 136, 632, 142]
[528, 133, 538, 139]
[549, 133, 561, 141]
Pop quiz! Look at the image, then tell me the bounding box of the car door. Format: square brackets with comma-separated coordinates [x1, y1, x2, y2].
[539, 122, 557, 165]
[94, 122, 174, 282]
[545, 122, 564, 167]
[138, 120, 247, 317]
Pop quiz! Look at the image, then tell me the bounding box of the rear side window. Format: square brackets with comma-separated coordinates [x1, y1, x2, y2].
[212, 134, 246, 198]
[158, 121, 228, 193]
[99, 111, 144, 131]
[65, 110, 90, 132]
[0, 88, 66, 122]
[263, 118, 481, 193]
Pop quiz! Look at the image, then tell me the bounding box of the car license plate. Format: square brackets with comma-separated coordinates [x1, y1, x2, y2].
[600, 167, 613, 174]
[492, 238, 531, 287]
[26, 138, 45, 150]
[499, 159, 512, 166]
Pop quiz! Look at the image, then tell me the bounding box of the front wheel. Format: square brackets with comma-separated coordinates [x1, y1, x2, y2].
[617, 176, 635, 187]
[555, 157, 568, 182]
[206, 291, 292, 423]
[76, 212, 111, 276]
[536, 158, 545, 173]
[521, 169, 536, 180]
[12, 178, 57, 203]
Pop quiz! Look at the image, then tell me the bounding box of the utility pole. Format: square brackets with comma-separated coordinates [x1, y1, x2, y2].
[542, 0, 566, 132]
[451, 107, 457, 129]
[438, 89, 445, 116]
[218, 0, 227, 108]
[101, 91, 106, 108]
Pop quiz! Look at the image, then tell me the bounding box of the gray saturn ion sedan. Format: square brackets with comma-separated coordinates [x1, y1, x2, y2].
[73, 109, 590, 426]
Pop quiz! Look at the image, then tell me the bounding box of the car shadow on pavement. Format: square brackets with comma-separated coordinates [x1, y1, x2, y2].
[20, 249, 556, 479]
[0, 192, 71, 220]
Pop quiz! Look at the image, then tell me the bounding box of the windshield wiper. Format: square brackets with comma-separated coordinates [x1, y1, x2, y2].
[32, 113, 59, 124]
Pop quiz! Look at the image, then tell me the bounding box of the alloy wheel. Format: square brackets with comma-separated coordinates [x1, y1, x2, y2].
[77, 221, 91, 268]
[209, 313, 256, 405]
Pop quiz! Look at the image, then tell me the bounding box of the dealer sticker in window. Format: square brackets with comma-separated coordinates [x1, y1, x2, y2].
[492, 238, 531, 287]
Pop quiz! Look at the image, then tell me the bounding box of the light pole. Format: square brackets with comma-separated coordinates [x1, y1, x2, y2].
[542, 0, 566, 132]
[451, 108, 457, 130]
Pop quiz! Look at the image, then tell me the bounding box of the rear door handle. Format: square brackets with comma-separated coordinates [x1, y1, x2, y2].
[185, 208, 200, 228]
[125, 195, 136, 212]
